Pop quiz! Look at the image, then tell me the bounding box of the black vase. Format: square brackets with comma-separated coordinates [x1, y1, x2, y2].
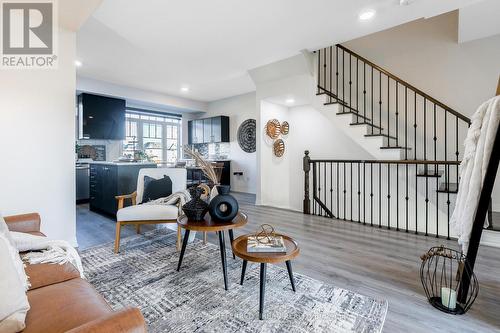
[208, 185, 239, 222]
[182, 187, 209, 221]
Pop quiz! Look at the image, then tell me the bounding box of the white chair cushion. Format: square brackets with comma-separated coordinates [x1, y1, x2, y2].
[136, 168, 187, 204]
[117, 204, 179, 222]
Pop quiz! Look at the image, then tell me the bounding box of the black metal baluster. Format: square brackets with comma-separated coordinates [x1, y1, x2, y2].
[379, 163, 382, 228]
[356, 59, 359, 118]
[387, 163, 391, 230]
[363, 162, 366, 224]
[323, 48, 327, 99]
[387, 76, 390, 145]
[343, 162, 346, 220]
[370, 163, 373, 226]
[329, 46, 332, 103]
[405, 87, 408, 159]
[349, 54, 352, 115]
[324, 162, 327, 216]
[363, 63, 366, 120]
[445, 112, 450, 239]
[396, 82, 399, 147]
[336, 46, 339, 96]
[406, 162, 409, 232]
[337, 162, 339, 218]
[424, 98, 428, 236]
[415, 163, 418, 234]
[371, 67, 374, 134]
[379, 71, 382, 134]
[414, 93, 417, 160]
[312, 162, 317, 215]
[318, 162, 322, 216]
[330, 162, 333, 216]
[358, 163, 361, 222]
[342, 50, 345, 112]
[436, 161, 439, 238]
[396, 164, 399, 231]
[350, 162, 353, 221]
[317, 49, 320, 95]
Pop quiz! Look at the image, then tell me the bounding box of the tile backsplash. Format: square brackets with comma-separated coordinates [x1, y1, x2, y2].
[189, 142, 230, 159]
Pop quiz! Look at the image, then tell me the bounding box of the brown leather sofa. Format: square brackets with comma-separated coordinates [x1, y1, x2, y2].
[4, 213, 147, 333]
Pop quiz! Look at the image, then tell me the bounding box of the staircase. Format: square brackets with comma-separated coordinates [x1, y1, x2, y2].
[304, 44, 472, 238]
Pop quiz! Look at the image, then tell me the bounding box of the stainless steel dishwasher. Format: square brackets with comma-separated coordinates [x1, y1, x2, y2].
[76, 163, 90, 202]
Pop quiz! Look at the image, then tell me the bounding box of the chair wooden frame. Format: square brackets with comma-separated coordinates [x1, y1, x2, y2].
[114, 191, 181, 253]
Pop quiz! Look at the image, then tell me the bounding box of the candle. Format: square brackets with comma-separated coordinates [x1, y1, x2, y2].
[441, 287, 457, 310]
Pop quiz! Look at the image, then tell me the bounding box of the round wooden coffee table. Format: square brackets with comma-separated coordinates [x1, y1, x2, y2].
[232, 234, 300, 320]
[176, 212, 247, 290]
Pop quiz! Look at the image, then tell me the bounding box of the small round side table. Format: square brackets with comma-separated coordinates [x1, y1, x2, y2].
[232, 234, 300, 320]
[176, 212, 247, 290]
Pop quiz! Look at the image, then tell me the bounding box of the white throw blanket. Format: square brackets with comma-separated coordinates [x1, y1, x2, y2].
[143, 190, 191, 214]
[450, 96, 500, 254]
[10, 232, 85, 278]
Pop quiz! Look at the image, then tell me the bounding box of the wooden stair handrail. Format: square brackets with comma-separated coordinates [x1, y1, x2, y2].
[334, 44, 471, 124]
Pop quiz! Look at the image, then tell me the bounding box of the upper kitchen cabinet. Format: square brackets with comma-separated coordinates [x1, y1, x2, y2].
[78, 93, 126, 140]
[188, 116, 229, 144]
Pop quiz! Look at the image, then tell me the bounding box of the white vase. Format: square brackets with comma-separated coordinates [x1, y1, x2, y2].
[210, 185, 219, 202]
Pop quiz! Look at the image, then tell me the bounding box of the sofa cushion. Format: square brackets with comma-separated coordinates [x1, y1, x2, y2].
[142, 175, 172, 203]
[25, 262, 80, 291]
[0, 234, 30, 333]
[24, 278, 112, 333]
[117, 204, 178, 222]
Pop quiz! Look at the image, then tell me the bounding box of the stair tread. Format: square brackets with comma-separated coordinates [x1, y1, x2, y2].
[350, 122, 383, 130]
[380, 146, 412, 150]
[437, 182, 459, 193]
[365, 133, 397, 140]
[336, 112, 371, 122]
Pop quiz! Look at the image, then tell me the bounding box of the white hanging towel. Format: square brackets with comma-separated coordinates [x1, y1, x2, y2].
[450, 96, 500, 254]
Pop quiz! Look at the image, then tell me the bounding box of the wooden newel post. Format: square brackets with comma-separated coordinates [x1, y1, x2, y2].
[303, 150, 311, 214]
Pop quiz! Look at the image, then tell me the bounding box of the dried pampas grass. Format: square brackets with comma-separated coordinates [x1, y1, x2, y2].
[183, 147, 218, 184]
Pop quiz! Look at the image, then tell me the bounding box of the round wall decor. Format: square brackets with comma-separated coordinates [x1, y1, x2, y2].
[266, 119, 281, 139]
[237, 119, 256, 153]
[273, 139, 285, 157]
[281, 121, 289, 135]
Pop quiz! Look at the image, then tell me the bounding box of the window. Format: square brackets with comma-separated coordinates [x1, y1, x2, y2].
[123, 111, 181, 163]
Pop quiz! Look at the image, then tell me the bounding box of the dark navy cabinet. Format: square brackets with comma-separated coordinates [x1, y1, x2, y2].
[89, 163, 156, 216]
[188, 116, 229, 144]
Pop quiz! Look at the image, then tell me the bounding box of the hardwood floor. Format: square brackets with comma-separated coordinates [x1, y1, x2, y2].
[76, 193, 500, 333]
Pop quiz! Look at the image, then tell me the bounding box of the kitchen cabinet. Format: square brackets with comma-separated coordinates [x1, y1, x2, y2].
[188, 116, 229, 144]
[186, 161, 231, 187]
[89, 163, 156, 216]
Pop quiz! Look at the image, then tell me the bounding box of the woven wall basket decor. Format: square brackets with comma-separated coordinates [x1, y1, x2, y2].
[237, 119, 256, 153]
[273, 139, 285, 157]
[281, 121, 289, 135]
[266, 119, 281, 139]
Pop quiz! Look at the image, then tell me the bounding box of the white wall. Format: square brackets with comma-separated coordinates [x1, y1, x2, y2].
[258, 101, 372, 211]
[0, 28, 78, 245]
[206, 93, 257, 194]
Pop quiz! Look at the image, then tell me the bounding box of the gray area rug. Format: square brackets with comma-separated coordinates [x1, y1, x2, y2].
[81, 229, 388, 333]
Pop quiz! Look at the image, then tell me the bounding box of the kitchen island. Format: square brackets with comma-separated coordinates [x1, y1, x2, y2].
[89, 161, 157, 216]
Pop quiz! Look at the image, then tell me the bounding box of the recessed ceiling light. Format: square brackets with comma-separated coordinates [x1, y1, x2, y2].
[285, 98, 295, 104]
[359, 9, 376, 21]
[74, 60, 82, 67]
[400, 0, 413, 5]
[181, 86, 189, 93]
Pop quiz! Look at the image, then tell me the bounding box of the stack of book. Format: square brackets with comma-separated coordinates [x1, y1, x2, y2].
[247, 235, 286, 253]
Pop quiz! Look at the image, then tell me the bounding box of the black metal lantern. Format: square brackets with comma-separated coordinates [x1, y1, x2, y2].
[420, 246, 479, 314]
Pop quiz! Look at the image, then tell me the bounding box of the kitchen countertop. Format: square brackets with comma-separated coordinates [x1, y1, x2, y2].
[89, 161, 157, 166]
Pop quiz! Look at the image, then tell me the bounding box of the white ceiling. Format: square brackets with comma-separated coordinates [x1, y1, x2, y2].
[77, 0, 483, 102]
